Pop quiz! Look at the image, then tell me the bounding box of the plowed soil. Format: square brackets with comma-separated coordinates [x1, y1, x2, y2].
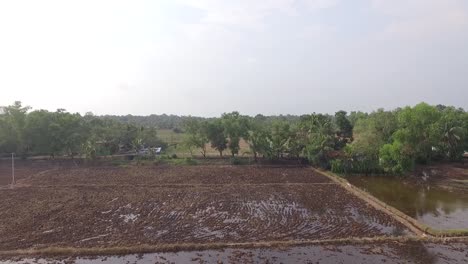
[10, 241, 468, 264]
[0, 162, 410, 251]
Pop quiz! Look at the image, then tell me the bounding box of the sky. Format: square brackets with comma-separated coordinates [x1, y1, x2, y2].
[0, 0, 467, 117]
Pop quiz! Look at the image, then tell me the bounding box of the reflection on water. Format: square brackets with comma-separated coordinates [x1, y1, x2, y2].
[347, 176, 468, 230]
[3, 242, 468, 264]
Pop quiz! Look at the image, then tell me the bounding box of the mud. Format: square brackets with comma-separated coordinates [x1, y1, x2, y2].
[14, 164, 331, 186]
[0, 164, 410, 251]
[2, 241, 468, 264]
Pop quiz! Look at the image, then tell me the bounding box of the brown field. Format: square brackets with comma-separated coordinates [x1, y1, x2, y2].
[13, 241, 468, 264]
[0, 161, 411, 253]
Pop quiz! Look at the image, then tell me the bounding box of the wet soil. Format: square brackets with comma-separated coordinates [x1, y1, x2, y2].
[0, 164, 409, 251]
[14, 164, 331, 186]
[3, 241, 468, 264]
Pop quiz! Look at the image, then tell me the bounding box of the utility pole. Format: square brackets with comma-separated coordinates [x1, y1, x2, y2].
[11, 152, 15, 186]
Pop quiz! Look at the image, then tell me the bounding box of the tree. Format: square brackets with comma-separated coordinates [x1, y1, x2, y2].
[119, 124, 141, 152]
[269, 121, 290, 159]
[206, 120, 228, 157]
[348, 111, 368, 127]
[0, 101, 30, 155]
[139, 127, 165, 148]
[246, 122, 271, 162]
[287, 125, 305, 158]
[334, 110, 353, 139]
[433, 107, 466, 161]
[24, 110, 55, 155]
[183, 118, 209, 157]
[345, 109, 398, 174]
[393, 103, 441, 164]
[300, 114, 336, 168]
[221, 112, 249, 157]
[379, 141, 413, 174]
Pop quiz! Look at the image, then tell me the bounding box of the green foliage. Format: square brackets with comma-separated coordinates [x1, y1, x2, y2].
[0, 101, 30, 155]
[1, 101, 466, 173]
[230, 157, 248, 165]
[245, 122, 270, 161]
[393, 102, 441, 164]
[268, 121, 291, 159]
[433, 107, 466, 161]
[0, 102, 165, 159]
[331, 159, 347, 174]
[344, 109, 398, 174]
[300, 114, 336, 168]
[183, 118, 209, 157]
[171, 157, 198, 166]
[334, 110, 353, 139]
[343, 103, 468, 175]
[379, 141, 413, 174]
[206, 120, 228, 157]
[221, 112, 250, 157]
[286, 126, 305, 158]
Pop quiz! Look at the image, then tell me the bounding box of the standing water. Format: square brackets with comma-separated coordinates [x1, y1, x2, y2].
[346, 176, 468, 230]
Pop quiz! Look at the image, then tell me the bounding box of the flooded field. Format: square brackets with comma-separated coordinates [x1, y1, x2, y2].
[347, 176, 468, 230]
[0, 163, 410, 252]
[3, 241, 468, 264]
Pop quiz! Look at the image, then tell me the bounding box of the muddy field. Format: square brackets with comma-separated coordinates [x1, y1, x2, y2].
[0, 160, 70, 186]
[3, 241, 468, 264]
[14, 165, 332, 186]
[0, 161, 410, 254]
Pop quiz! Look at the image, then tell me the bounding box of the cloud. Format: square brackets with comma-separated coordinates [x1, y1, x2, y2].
[176, 0, 338, 29]
[371, 0, 468, 39]
[303, 0, 339, 10]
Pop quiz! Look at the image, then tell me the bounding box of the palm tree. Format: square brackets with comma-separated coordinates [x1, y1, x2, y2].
[441, 122, 464, 160]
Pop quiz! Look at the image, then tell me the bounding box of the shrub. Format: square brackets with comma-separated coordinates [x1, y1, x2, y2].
[172, 157, 198, 166]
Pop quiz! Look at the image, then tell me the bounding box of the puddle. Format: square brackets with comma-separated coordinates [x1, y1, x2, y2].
[3, 242, 468, 264]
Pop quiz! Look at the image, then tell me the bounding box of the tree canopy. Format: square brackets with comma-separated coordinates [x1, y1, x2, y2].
[1, 101, 467, 175]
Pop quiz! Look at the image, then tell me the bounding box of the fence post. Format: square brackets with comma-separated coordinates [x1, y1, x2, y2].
[11, 152, 15, 186]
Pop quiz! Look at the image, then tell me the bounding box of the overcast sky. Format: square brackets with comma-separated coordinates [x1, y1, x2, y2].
[1, 0, 467, 116]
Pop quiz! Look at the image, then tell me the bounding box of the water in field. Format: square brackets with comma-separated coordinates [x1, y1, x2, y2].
[3, 243, 468, 264]
[347, 176, 468, 230]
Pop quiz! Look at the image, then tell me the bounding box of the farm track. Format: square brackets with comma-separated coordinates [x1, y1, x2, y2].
[3, 182, 338, 189]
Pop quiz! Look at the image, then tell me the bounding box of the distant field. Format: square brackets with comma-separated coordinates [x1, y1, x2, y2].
[157, 129, 185, 145]
[158, 129, 251, 157]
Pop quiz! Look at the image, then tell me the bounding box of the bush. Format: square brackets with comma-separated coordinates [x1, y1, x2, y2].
[171, 153, 178, 159]
[331, 159, 346, 174]
[229, 157, 251, 165]
[331, 157, 384, 175]
[230, 157, 241, 165]
[172, 127, 183, 133]
[159, 154, 172, 160]
[379, 141, 413, 174]
[172, 157, 198, 166]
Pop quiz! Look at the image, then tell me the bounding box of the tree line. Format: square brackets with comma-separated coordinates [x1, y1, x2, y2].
[1, 101, 467, 175]
[0, 102, 165, 159]
[181, 103, 468, 174]
[103, 113, 300, 130]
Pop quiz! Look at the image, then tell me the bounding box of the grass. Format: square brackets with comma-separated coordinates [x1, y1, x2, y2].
[159, 129, 252, 158]
[157, 129, 185, 145]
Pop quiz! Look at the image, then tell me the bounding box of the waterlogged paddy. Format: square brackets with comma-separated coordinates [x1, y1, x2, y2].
[3, 242, 468, 264]
[347, 176, 468, 230]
